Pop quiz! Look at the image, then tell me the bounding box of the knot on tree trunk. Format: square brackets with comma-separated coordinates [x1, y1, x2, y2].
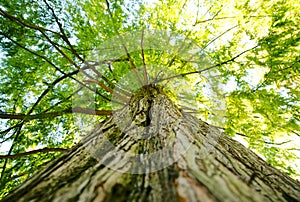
[129, 84, 167, 127]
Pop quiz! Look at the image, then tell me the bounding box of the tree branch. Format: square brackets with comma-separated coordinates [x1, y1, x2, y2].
[194, 15, 272, 25]
[0, 107, 112, 120]
[165, 22, 238, 75]
[42, 0, 116, 90]
[0, 31, 109, 100]
[203, 25, 238, 49]
[154, 45, 258, 83]
[141, 29, 148, 84]
[0, 8, 60, 35]
[0, 124, 20, 135]
[1, 8, 115, 95]
[1, 124, 23, 181]
[105, 0, 144, 86]
[0, 148, 68, 159]
[211, 124, 293, 146]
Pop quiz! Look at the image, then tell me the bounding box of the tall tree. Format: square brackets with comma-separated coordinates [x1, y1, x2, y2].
[0, 0, 299, 200]
[1, 84, 300, 201]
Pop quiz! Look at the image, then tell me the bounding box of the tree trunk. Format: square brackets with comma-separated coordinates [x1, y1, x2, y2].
[1, 85, 300, 202]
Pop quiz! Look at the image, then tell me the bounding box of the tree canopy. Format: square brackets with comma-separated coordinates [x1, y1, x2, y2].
[0, 0, 299, 198]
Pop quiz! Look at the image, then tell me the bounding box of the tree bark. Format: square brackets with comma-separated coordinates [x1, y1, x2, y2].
[1, 85, 300, 202]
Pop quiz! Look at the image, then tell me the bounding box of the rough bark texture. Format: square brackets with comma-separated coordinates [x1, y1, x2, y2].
[1, 85, 300, 202]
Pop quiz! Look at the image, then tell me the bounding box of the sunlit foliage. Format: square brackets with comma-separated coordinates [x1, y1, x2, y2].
[0, 0, 299, 197]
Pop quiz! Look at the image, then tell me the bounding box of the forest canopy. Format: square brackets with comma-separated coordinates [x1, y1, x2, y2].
[0, 0, 299, 198]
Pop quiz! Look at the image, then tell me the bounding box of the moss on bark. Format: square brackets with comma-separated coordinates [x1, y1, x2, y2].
[1, 87, 300, 202]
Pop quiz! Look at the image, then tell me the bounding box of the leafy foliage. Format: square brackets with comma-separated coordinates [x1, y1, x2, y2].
[0, 0, 299, 197]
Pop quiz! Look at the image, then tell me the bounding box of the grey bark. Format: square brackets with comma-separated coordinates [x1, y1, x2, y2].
[1, 85, 300, 202]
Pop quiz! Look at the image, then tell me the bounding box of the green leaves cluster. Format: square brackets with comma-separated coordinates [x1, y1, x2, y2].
[0, 0, 299, 197]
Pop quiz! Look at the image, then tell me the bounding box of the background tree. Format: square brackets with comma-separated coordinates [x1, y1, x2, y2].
[0, 0, 299, 200]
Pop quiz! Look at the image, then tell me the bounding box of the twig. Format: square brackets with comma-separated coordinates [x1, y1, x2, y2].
[154, 45, 258, 83]
[105, 0, 144, 86]
[141, 29, 148, 84]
